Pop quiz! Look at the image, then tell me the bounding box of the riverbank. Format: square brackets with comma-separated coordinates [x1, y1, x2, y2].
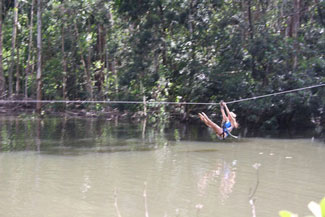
[0, 96, 141, 120]
[0, 95, 189, 121]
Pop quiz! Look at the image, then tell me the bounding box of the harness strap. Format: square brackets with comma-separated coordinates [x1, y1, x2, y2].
[222, 122, 238, 139]
[227, 131, 239, 139]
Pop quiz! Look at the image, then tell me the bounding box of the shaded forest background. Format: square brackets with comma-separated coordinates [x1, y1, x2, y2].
[0, 0, 324, 131]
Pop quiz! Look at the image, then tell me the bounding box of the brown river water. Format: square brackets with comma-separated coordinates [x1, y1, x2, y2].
[0, 116, 324, 217]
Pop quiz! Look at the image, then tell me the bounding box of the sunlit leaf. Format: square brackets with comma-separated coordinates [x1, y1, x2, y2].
[320, 198, 325, 217]
[279, 210, 297, 217]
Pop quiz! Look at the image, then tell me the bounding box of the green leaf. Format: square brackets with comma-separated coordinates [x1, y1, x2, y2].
[279, 210, 296, 217]
[320, 198, 325, 217]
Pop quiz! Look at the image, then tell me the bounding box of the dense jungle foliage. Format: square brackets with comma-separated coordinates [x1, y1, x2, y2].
[0, 0, 324, 131]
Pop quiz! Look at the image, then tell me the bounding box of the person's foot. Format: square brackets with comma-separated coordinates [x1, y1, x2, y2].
[201, 112, 209, 119]
[198, 113, 204, 121]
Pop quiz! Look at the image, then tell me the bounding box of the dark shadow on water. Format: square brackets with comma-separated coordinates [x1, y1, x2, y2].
[186, 149, 219, 152]
[41, 144, 158, 156]
[0, 116, 323, 154]
[177, 149, 219, 153]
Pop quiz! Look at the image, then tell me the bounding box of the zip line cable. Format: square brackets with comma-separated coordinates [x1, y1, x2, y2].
[226, 83, 325, 104]
[0, 83, 324, 106]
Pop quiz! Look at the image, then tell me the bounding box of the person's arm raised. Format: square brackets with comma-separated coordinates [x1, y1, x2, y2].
[220, 101, 227, 122]
[222, 102, 239, 128]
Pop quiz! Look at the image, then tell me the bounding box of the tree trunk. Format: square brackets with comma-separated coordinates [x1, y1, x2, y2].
[108, 7, 118, 97]
[158, 3, 167, 66]
[87, 21, 92, 97]
[104, 40, 109, 99]
[61, 25, 67, 101]
[247, 0, 257, 79]
[36, 0, 42, 113]
[101, 26, 106, 99]
[247, 0, 254, 40]
[25, 0, 35, 99]
[9, 0, 19, 97]
[188, 0, 196, 62]
[97, 24, 105, 98]
[15, 45, 20, 93]
[74, 21, 93, 100]
[0, 0, 5, 97]
[292, 0, 300, 70]
[279, 0, 285, 35]
[188, 0, 194, 40]
[314, 0, 324, 26]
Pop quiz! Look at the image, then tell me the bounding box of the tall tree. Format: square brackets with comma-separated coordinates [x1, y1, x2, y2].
[314, 0, 324, 26]
[247, 0, 257, 79]
[73, 20, 93, 100]
[15, 43, 20, 93]
[292, 0, 301, 70]
[96, 23, 105, 98]
[9, 0, 19, 96]
[36, 0, 42, 113]
[61, 24, 67, 101]
[0, 0, 4, 97]
[106, 3, 118, 97]
[25, 0, 35, 99]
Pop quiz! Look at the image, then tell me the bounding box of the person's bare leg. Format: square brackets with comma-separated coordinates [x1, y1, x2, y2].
[199, 113, 212, 128]
[199, 112, 223, 135]
[201, 112, 223, 134]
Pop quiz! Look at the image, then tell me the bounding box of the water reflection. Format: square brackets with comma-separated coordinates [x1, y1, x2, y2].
[198, 159, 237, 203]
[35, 118, 41, 152]
[1, 115, 321, 154]
[81, 172, 91, 199]
[0, 116, 173, 154]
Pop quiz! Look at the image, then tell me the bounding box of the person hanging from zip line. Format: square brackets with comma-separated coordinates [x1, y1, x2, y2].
[198, 101, 239, 139]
